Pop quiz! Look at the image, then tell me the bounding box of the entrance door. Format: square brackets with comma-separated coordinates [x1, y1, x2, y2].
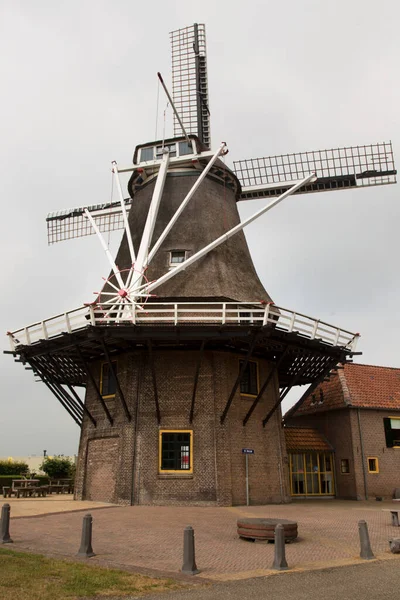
[290, 452, 334, 496]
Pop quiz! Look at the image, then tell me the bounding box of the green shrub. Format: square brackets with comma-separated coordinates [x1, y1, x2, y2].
[0, 460, 28, 475]
[39, 456, 74, 479]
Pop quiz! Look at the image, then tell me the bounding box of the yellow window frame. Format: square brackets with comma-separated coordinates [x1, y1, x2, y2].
[158, 429, 193, 474]
[100, 360, 118, 399]
[239, 359, 260, 398]
[367, 457, 379, 473]
[289, 452, 335, 496]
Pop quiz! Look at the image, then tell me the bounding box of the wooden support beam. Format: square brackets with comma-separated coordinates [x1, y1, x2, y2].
[30, 359, 82, 427]
[75, 345, 114, 425]
[52, 381, 84, 422]
[100, 339, 131, 422]
[45, 354, 96, 427]
[283, 358, 339, 422]
[147, 340, 161, 424]
[262, 354, 311, 427]
[189, 340, 206, 423]
[66, 383, 97, 427]
[243, 349, 289, 426]
[220, 333, 258, 425]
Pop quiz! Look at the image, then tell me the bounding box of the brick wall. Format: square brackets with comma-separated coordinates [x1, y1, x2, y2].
[287, 408, 400, 500]
[351, 408, 400, 500]
[75, 348, 290, 506]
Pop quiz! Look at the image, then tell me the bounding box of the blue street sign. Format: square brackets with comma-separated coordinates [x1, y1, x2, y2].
[242, 448, 255, 454]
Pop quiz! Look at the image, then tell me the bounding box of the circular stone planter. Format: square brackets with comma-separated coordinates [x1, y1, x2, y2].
[237, 518, 298, 542]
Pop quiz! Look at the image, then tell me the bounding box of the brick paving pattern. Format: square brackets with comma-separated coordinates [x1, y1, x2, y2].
[6, 500, 400, 579]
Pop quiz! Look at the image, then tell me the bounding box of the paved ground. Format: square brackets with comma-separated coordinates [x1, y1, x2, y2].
[128, 560, 400, 600]
[4, 499, 400, 580]
[5, 495, 114, 518]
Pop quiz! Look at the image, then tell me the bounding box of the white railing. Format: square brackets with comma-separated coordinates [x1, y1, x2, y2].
[7, 302, 359, 352]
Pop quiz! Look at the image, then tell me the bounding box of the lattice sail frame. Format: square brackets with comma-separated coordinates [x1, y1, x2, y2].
[235, 141, 396, 199]
[46, 200, 132, 245]
[170, 24, 211, 148]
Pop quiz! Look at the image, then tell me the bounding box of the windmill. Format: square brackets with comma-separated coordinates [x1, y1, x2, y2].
[7, 23, 396, 506]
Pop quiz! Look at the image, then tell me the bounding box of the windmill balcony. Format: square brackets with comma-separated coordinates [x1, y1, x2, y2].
[7, 301, 359, 352]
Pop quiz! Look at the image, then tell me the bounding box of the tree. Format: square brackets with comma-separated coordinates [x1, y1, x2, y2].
[39, 456, 74, 479]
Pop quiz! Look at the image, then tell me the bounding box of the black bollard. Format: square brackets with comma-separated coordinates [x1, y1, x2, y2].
[1, 503, 13, 544]
[182, 526, 200, 575]
[77, 513, 95, 558]
[271, 523, 288, 570]
[358, 520, 375, 560]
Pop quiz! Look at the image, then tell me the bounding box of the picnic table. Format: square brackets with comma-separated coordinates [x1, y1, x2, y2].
[49, 479, 74, 494]
[2, 479, 48, 498]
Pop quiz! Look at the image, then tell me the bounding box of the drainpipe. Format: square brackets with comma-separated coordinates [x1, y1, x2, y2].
[357, 408, 368, 500]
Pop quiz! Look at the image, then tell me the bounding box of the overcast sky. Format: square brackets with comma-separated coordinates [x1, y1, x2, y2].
[0, 0, 399, 456]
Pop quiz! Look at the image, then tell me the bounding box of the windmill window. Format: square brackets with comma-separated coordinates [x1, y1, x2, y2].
[156, 143, 177, 159]
[367, 457, 379, 473]
[383, 417, 400, 448]
[140, 147, 154, 162]
[240, 360, 258, 396]
[159, 430, 193, 473]
[170, 250, 186, 265]
[100, 361, 117, 398]
[179, 141, 193, 156]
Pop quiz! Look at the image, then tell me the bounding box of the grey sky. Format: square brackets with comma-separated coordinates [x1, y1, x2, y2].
[1, 0, 399, 455]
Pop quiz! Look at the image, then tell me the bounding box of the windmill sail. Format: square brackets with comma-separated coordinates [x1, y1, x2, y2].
[170, 23, 211, 149]
[235, 141, 396, 200]
[46, 199, 132, 245]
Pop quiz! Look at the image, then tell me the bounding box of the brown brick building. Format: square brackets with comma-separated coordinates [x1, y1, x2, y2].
[285, 363, 400, 500]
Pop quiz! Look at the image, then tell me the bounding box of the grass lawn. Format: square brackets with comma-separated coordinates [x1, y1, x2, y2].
[0, 547, 183, 599]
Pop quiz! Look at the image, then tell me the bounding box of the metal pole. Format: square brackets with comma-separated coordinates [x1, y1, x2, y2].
[146, 143, 227, 266]
[129, 151, 170, 291]
[357, 408, 368, 500]
[245, 454, 249, 506]
[157, 72, 191, 143]
[111, 161, 136, 265]
[142, 172, 316, 296]
[84, 209, 125, 289]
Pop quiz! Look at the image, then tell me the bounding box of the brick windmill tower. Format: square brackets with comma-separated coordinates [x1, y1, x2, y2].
[7, 24, 396, 506]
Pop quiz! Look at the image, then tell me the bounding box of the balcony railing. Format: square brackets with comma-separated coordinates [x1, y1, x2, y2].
[7, 302, 359, 352]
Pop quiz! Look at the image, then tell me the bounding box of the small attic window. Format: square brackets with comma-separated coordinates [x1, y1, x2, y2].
[140, 147, 154, 162]
[318, 389, 324, 405]
[170, 250, 186, 266]
[310, 394, 316, 406]
[179, 141, 193, 156]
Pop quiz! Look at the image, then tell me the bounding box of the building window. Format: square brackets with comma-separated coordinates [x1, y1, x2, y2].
[240, 360, 258, 396]
[179, 141, 193, 156]
[289, 452, 334, 496]
[140, 147, 154, 162]
[340, 459, 350, 474]
[384, 417, 400, 448]
[156, 143, 177, 159]
[170, 250, 186, 266]
[159, 430, 193, 473]
[367, 457, 379, 473]
[100, 361, 117, 397]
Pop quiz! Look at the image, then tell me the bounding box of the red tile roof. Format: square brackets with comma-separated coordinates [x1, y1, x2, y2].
[287, 363, 400, 417]
[284, 427, 333, 451]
